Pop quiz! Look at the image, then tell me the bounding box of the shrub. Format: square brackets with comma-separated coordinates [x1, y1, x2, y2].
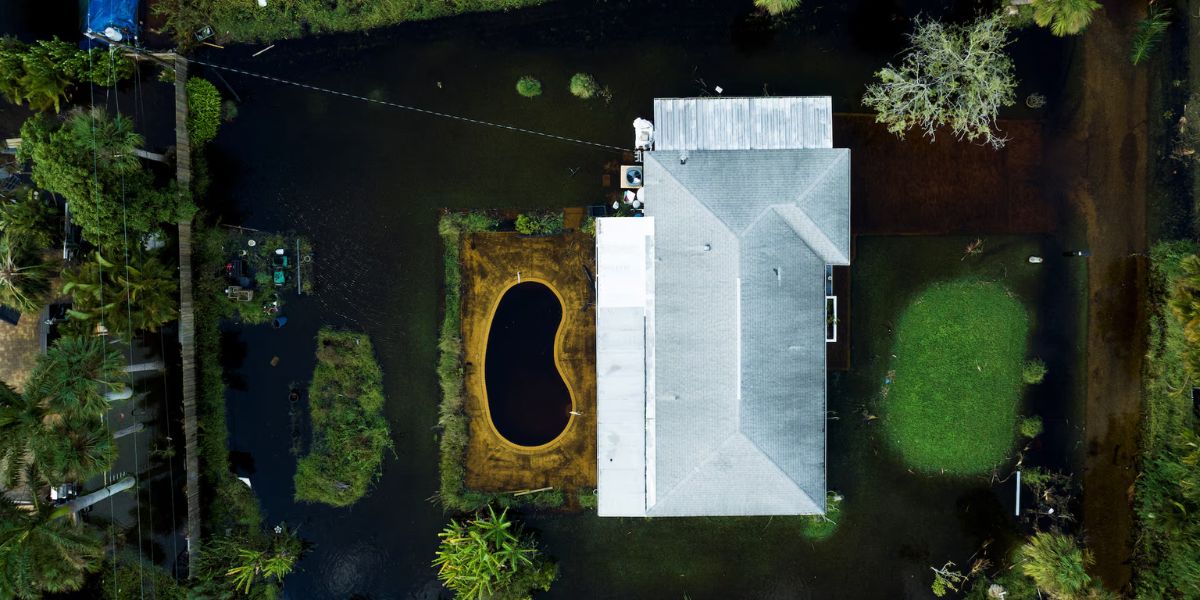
[1131, 7, 1171, 66]
[187, 77, 222, 146]
[515, 212, 564, 235]
[882, 279, 1029, 475]
[1018, 416, 1044, 439]
[516, 76, 542, 98]
[862, 13, 1016, 149]
[580, 216, 596, 237]
[437, 212, 497, 512]
[569, 73, 600, 99]
[294, 329, 391, 507]
[433, 506, 557, 599]
[754, 0, 801, 15]
[799, 492, 842, 541]
[1022, 359, 1048, 384]
[1019, 533, 1097, 599]
[578, 488, 598, 510]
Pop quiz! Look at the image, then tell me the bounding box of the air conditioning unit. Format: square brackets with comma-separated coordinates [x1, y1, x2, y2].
[621, 165, 643, 189]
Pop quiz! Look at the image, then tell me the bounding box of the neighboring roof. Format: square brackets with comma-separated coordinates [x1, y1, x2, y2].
[653, 97, 833, 151]
[639, 148, 848, 516]
[595, 217, 654, 517]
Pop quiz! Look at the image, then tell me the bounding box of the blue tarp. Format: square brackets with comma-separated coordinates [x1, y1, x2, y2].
[86, 0, 138, 43]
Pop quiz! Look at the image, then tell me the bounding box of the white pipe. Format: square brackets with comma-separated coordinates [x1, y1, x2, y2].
[105, 387, 133, 402]
[60, 476, 136, 514]
[1015, 470, 1021, 516]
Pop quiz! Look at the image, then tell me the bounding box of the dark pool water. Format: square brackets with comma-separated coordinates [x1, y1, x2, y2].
[162, 0, 1084, 598]
[485, 281, 571, 447]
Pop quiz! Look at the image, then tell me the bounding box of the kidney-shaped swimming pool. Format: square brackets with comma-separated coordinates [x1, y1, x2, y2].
[484, 281, 572, 447]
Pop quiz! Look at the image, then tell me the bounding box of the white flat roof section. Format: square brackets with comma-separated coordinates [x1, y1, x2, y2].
[595, 217, 655, 517]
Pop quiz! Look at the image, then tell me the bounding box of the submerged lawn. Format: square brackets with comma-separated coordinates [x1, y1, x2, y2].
[883, 279, 1029, 475]
[294, 328, 391, 507]
[163, 0, 548, 44]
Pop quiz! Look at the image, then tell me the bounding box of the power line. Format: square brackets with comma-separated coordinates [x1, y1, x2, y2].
[186, 57, 630, 154]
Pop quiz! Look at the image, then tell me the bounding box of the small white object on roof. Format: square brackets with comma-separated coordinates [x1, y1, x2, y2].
[633, 118, 655, 150]
[104, 27, 123, 42]
[636, 188, 645, 203]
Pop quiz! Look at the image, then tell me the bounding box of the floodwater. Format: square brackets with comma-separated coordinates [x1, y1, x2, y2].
[484, 281, 571, 448]
[189, 0, 1083, 598]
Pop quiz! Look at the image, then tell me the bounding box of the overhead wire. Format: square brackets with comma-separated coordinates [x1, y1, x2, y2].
[183, 57, 631, 154]
[109, 47, 146, 600]
[84, 30, 122, 600]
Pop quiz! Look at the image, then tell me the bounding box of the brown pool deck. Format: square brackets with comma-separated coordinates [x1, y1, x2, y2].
[459, 228, 597, 502]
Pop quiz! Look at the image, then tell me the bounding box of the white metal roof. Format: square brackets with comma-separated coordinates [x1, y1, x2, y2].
[594, 217, 655, 517]
[652, 97, 833, 151]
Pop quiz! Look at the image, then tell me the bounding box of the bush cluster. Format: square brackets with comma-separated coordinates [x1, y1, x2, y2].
[187, 77, 223, 147]
[293, 329, 392, 507]
[515, 211, 564, 235]
[516, 75, 542, 98]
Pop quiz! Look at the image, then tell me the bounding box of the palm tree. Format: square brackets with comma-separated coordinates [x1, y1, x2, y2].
[0, 236, 51, 314]
[0, 495, 104, 599]
[0, 190, 61, 252]
[1019, 532, 1095, 599]
[1033, 0, 1102, 37]
[31, 421, 116, 484]
[26, 335, 125, 422]
[63, 251, 178, 336]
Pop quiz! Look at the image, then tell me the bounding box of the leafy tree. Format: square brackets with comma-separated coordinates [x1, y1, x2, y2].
[0, 236, 51, 314]
[433, 506, 557, 600]
[0, 189, 62, 252]
[515, 212, 564, 235]
[516, 76, 542, 98]
[1019, 533, 1096, 599]
[862, 13, 1017, 149]
[62, 250, 179, 336]
[187, 77, 222, 146]
[1032, 0, 1101, 37]
[0, 496, 104, 599]
[0, 37, 134, 113]
[19, 110, 183, 248]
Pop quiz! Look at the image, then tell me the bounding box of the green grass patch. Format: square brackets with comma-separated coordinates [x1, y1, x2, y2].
[882, 279, 1029, 475]
[294, 329, 391, 507]
[799, 492, 842, 541]
[158, 0, 548, 45]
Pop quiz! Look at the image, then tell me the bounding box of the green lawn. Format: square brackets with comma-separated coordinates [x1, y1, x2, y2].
[161, 0, 548, 45]
[882, 279, 1030, 475]
[294, 328, 392, 507]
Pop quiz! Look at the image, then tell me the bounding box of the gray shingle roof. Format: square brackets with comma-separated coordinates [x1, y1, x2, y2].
[642, 147, 849, 516]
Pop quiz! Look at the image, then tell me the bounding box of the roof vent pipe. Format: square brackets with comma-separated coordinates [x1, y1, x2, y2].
[680, 150, 688, 164]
